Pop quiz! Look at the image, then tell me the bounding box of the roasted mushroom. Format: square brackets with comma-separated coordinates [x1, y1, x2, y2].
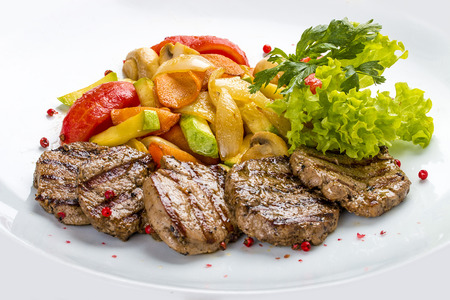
[123, 47, 160, 80]
[159, 42, 200, 65]
[241, 131, 288, 161]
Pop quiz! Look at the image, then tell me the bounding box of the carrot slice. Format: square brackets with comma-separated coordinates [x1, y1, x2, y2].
[148, 141, 199, 167]
[153, 71, 202, 109]
[160, 124, 220, 165]
[110, 107, 180, 136]
[147, 143, 164, 168]
[201, 54, 244, 76]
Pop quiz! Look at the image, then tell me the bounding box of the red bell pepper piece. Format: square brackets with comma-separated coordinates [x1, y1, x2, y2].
[304, 73, 322, 94]
[151, 35, 249, 66]
[60, 81, 140, 144]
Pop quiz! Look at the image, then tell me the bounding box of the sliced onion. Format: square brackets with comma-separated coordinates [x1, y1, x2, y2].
[215, 88, 244, 160]
[152, 55, 214, 79]
[260, 109, 291, 137]
[214, 77, 291, 137]
[214, 77, 272, 108]
[174, 91, 216, 124]
[207, 67, 225, 107]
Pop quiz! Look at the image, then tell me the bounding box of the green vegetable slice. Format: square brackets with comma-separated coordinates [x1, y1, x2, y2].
[57, 72, 118, 106]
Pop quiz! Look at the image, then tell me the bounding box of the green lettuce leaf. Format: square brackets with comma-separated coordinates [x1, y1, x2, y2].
[339, 33, 408, 88]
[274, 73, 433, 159]
[389, 82, 434, 147]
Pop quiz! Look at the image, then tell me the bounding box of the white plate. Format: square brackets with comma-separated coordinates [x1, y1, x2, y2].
[1, 0, 450, 298]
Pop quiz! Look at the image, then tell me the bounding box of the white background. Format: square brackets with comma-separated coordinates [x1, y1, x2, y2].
[1, 0, 449, 299]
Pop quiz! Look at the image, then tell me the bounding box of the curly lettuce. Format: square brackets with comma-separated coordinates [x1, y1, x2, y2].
[282, 80, 433, 159]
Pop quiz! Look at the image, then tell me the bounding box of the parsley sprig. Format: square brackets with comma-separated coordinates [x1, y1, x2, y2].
[250, 18, 384, 94]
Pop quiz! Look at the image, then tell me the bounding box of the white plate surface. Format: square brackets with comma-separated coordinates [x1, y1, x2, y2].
[1, 0, 450, 299]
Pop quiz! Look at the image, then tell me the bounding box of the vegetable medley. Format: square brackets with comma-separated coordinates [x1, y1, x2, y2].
[57, 18, 433, 166]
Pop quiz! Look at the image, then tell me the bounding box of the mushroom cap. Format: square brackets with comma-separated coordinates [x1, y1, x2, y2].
[241, 131, 289, 161]
[123, 47, 159, 80]
[159, 42, 200, 65]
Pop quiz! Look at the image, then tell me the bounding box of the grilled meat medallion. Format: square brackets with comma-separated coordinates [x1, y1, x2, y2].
[77, 145, 155, 241]
[225, 156, 340, 246]
[33, 142, 108, 225]
[143, 156, 240, 255]
[289, 146, 411, 217]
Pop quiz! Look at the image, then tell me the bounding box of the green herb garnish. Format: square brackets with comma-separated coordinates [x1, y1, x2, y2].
[250, 19, 385, 94]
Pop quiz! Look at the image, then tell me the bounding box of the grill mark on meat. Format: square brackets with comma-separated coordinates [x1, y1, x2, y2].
[271, 215, 324, 225]
[39, 174, 78, 189]
[157, 163, 233, 241]
[77, 146, 151, 182]
[34, 142, 109, 225]
[150, 172, 187, 236]
[39, 158, 78, 173]
[118, 210, 143, 225]
[225, 156, 340, 246]
[82, 156, 151, 191]
[83, 160, 134, 189]
[296, 147, 393, 180]
[368, 173, 404, 190]
[76, 146, 155, 240]
[35, 195, 79, 206]
[143, 156, 240, 255]
[183, 162, 235, 235]
[186, 192, 216, 244]
[54, 146, 103, 159]
[162, 168, 216, 244]
[290, 146, 411, 217]
[92, 190, 142, 215]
